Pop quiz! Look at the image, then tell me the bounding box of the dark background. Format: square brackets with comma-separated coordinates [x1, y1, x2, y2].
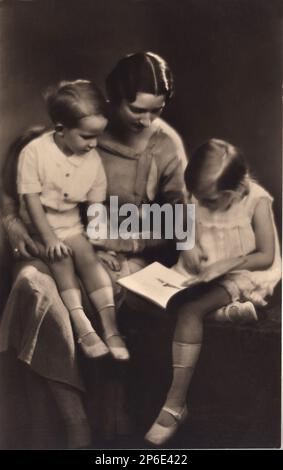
[0, 0, 282, 449]
[0, 0, 282, 223]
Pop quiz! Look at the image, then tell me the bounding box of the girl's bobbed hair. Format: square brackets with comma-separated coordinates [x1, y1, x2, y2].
[106, 52, 174, 104]
[44, 79, 107, 128]
[184, 138, 249, 195]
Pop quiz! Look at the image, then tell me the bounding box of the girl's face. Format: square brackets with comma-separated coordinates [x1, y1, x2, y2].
[59, 114, 108, 155]
[192, 151, 244, 212]
[114, 92, 166, 133]
[194, 184, 238, 212]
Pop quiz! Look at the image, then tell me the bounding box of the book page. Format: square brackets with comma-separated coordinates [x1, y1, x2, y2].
[118, 262, 190, 308]
[118, 258, 246, 308]
[174, 257, 246, 286]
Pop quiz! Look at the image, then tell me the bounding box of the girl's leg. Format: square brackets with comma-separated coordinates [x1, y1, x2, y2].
[49, 255, 109, 358]
[145, 285, 230, 445]
[67, 235, 129, 360]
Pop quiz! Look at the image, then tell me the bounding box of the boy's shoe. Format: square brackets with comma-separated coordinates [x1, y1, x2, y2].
[104, 334, 130, 361]
[78, 331, 109, 359]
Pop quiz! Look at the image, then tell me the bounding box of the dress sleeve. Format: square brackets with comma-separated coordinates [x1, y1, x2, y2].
[246, 181, 273, 218]
[133, 135, 187, 254]
[87, 158, 107, 203]
[152, 117, 188, 170]
[152, 133, 186, 205]
[17, 146, 42, 195]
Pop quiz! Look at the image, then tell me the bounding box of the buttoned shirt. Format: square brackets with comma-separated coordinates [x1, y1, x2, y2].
[17, 131, 107, 211]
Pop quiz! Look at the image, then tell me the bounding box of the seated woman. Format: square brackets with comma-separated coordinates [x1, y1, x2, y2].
[0, 52, 188, 449]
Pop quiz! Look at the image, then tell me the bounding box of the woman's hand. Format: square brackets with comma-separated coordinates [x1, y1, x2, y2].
[4, 216, 39, 259]
[45, 237, 72, 263]
[181, 243, 208, 274]
[90, 238, 135, 253]
[97, 250, 121, 271]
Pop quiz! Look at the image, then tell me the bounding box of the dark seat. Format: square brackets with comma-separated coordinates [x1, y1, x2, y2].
[115, 285, 281, 449]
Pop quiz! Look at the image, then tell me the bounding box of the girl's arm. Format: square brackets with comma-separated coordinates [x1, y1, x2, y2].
[240, 198, 275, 271]
[178, 239, 208, 274]
[24, 193, 71, 262]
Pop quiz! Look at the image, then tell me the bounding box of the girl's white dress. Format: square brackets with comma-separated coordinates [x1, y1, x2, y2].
[176, 181, 281, 306]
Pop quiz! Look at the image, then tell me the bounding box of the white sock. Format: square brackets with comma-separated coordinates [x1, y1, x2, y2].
[166, 342, 202, 410]
[89, 286, 115, 312]
[173, 341, 202, 368]
[61, 288, 94, 337]
[89, 286, 119, 339]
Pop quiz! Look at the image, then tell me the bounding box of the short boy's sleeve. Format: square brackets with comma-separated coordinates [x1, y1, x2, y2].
[17, 145, 42, 194]
[86, 158, 107, 203]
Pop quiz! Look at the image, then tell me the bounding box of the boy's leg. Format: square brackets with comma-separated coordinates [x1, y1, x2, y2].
[48, 254, 108, 358]
[67, 235, 129, 360]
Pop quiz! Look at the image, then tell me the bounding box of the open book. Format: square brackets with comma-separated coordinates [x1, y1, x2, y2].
[118, 258, 245, 309]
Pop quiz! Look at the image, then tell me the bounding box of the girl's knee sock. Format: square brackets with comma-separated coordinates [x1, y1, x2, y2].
[156, 341, 202, 427]
[165, 341, 202, 409]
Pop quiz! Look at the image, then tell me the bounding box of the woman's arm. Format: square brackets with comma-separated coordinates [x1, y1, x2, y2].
[1, 192, 39, 258]
[24, 193, 71, 262]
[152, 117, 188, 170]
[240, 198, 275, 271]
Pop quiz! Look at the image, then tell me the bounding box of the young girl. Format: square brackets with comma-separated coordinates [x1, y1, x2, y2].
[145, 138, 281, 445]
[17, 79, 129, 361]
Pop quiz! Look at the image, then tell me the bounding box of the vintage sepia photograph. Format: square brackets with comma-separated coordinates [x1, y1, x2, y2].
[0, 0, 282, 452]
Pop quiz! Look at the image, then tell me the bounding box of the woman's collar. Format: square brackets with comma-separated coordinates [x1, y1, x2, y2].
[97, 128, 162, 159]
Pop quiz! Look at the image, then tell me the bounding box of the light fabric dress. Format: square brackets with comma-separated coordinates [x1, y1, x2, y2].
[176, 181, 281, 306]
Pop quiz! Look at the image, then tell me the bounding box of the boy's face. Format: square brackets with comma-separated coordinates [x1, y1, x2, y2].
[115, 92, 166, 133]
[60, 114, 108, 155]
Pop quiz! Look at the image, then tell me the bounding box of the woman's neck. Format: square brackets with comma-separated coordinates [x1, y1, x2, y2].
[106, 121, 154, 153]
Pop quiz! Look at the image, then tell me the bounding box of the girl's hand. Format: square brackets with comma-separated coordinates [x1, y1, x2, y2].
[45, 237, 72, 262]
[181, 243, 208, 274]
[97, 250, 121, 272]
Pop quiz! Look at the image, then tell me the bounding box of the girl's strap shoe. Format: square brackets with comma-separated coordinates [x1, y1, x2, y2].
[144, 405, 188, 446]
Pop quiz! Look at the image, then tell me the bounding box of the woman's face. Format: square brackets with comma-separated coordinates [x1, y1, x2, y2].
[114, 92, 166, 133]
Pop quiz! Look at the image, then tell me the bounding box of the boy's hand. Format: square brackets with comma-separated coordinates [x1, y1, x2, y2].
[45, 237, 72, 262]
[181, 244, 208, 274]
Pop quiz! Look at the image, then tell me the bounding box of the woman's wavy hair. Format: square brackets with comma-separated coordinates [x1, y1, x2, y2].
[184, 138, 249, 196]
[106, 52, 174, 104]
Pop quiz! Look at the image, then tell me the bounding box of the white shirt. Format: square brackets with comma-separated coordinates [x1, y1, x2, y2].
[17, 131, 107, 211]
